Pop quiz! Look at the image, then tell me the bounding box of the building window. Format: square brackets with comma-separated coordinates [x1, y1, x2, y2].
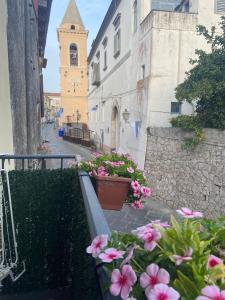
[171, 102, 182, 114]
[215, 0, 225, 13]
[113, 14, 121, 58]
[103, 51, 107, 70]
[96, 51, 100, 60]
[113, 13, 121, 30]
[71, 25, 75, 30]
[102, 37, 108, 70]
[151, 0, 182, 12]
[102, 37, 108, 48]
[70, 44, 78, 66]
[142, 65, 145, 79]
[114, 29, 121, 58]
[133, 0, 138, 33]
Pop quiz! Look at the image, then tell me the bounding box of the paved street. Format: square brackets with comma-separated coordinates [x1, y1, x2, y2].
[42, 124, 93, 168]
[44, 125, 175, 232]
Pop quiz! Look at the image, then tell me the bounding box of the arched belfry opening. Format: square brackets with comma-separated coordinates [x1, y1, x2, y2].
[70, 43, 78, 66]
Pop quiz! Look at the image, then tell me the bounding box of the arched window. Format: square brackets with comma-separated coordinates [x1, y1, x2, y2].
[70, 44, 78, 66]
[71, 25, 75, 30]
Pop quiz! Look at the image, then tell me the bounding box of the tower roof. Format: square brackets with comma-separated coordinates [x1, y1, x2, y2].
[61, 0, 84, 28]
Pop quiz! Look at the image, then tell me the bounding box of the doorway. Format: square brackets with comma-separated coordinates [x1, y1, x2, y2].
[111, 106, 119, 151]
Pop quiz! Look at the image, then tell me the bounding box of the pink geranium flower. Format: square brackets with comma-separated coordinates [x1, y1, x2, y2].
[140, 264, 170, 297]
[172, 248, 193, 266]
[142, 228, 161, 251]
[131, 181, 141, 191]
[86, 234, 108, 258]
[99, 248, 125, 263]
[176, 207, 203, 218]
[148, 283, 180, 300]
[141, 186, 152, 198]
[127, 167, 134, 173]
[207, 255, 223, 269]
[196, 285, 225, 300]
[110, 265, 137, 300]
[131, 200, 143, 209]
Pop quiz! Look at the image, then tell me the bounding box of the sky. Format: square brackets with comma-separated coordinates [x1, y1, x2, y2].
[43, 0, 111, 93]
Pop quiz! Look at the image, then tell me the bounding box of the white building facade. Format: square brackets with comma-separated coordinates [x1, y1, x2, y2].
[88, 0, 224, 168]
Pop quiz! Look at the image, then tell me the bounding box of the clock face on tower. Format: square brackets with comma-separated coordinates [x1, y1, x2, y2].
[69, 79, 81, 94]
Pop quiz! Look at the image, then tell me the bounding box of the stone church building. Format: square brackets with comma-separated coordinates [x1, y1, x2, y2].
[57, 0, 88, 127]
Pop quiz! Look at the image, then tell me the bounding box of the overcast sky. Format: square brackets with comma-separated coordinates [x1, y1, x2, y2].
[43, 0, 111, 93]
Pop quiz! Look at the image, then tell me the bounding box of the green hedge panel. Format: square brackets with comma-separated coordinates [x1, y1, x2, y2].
[2, 169, 101, 299]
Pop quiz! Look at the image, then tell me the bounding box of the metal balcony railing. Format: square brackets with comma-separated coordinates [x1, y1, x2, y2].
[0, 154, 78, 170]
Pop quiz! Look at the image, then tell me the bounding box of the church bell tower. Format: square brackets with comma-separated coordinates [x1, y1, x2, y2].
[57, 0, 88, 126]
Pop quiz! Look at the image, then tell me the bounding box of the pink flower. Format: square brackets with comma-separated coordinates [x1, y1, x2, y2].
[110, 161, 125, 167]
[151, 220, 170, 228]
[121, 245, 138, 266]
[133, 190, 141, 198]
[141, 186, 152, 198]
[172, 248, 193, 266]
[142, 228, 161, 251]
[110, 265, 137, 300]
[140, 264, 170, 297]
[86, 235, 108, 258]
[176, 207, 203, 218]
[127, 167, 134, 173]
[97, 166, 109, 177]
[148, 283, 180, 300]
[93, 152, 102, 157]
[207, 255, 223, 269]
[131, 200, 143, 209]
[196, 285, 225, 300]
[131, 181, 141, 191]
[99, 248, 125, 263]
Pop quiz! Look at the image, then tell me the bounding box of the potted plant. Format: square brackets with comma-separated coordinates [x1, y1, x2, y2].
[87, 208, 225, 300]
[79, 152, 151, 210]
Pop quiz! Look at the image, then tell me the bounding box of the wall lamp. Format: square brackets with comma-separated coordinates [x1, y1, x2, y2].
[122, 109, 130, 123]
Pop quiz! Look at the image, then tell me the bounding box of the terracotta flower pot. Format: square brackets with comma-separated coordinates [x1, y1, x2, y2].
[93, 173, 132, 211]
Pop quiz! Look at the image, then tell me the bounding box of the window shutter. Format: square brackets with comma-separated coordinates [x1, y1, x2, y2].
[216, 0, 225, 13]
[118, 29, 121, 52]
[114, 34, 117, 54]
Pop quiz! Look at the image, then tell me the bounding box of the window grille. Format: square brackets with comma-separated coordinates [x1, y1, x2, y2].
[133, 0, 138, 33]
[171, 102, 182, 114]
[114, 29, 121, 57]
[215, 0, 225, 13]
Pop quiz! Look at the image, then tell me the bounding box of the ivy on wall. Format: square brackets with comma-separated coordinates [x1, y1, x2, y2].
[2, 169, 101, 299]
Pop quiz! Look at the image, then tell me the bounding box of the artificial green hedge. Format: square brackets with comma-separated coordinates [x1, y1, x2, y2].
[2, 169, 101, 299]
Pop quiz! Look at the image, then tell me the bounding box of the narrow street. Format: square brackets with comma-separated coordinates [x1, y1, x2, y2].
[42, 124, 93, 168]
[43, 124, 174, 232]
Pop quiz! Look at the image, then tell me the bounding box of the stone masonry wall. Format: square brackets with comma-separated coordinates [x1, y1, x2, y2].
[145, 128, 225, 218]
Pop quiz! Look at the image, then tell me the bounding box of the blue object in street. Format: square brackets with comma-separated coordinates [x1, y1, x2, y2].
[58, 128, 64, 137]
